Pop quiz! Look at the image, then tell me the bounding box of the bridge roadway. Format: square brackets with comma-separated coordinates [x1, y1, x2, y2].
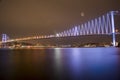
[16, 34, 120, 47]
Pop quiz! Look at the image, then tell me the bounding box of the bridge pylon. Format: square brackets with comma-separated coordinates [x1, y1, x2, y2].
[1, 34, 9, 48]
[110, 10, 120, 47]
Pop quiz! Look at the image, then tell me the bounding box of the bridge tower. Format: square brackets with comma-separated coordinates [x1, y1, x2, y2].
[110, 11, 116, 47]
[110, 11, 119, 47]
[2, 34, 9, 48]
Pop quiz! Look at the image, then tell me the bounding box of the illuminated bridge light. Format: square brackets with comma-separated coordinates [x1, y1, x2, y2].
[56, 34, 59, 37]
[71, 28, 74, 36]
[81, 24, 84, 35]
[84, 23, 87, 35]
[74, 26, 77, 36]
[64, 31, 66, 36]
[66, 30, 70, 36]
[68, 29, 71, 36]
[90, 20, 94, 35]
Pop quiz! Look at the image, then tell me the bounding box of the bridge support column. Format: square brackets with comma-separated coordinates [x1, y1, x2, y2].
[2, 34, 8, 48]
[110, 11, 116, 47]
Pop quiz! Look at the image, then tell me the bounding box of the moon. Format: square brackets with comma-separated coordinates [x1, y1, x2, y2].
[80, 12, 85, 17]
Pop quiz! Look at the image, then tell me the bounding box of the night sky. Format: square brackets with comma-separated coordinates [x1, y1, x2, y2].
[0, 0, 120, 38]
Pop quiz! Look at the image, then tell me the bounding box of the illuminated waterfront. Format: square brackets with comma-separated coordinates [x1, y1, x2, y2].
[0, 48, 120, 80]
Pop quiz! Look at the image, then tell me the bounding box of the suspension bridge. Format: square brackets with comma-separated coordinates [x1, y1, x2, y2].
[0, 11, 120, 48]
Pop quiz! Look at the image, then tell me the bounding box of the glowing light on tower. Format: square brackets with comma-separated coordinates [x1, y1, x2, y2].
[2, 34, 8, 48]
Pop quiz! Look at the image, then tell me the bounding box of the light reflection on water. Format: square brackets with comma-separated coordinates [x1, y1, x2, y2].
[0, 48, 120, 80]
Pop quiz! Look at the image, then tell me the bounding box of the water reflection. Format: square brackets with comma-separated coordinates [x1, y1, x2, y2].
[0, 48, 120, 80]
[54, 48, 62, 70]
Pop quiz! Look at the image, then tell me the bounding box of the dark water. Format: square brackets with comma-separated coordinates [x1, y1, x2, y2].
[0, 48, 120, 80]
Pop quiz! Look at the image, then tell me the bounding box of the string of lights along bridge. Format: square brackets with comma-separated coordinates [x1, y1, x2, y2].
[1, 11, 120, 47]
